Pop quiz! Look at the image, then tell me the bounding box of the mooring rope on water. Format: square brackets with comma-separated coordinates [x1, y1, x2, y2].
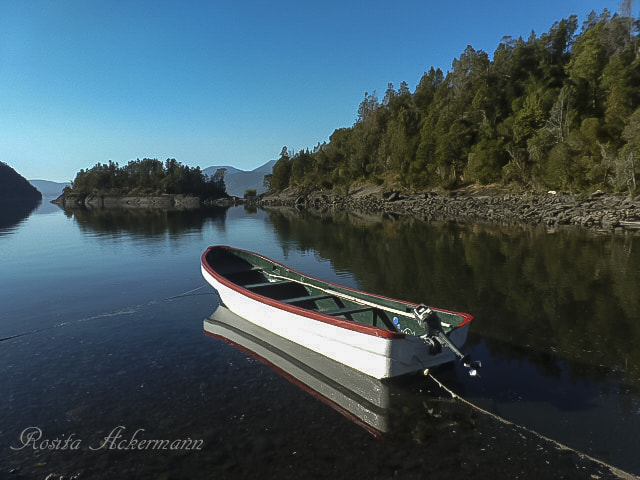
[164, 283, 213, 300]
[0, 307, 137, 342]
[0, 284, 215, 343]
[425, 371, 637, 480]
[0, 327, 56, 342]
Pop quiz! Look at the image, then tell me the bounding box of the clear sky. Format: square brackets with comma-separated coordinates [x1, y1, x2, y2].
[1, 0, 635, 182]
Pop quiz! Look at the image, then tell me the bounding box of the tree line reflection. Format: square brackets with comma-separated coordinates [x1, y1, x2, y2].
[265, 207, 640, 388]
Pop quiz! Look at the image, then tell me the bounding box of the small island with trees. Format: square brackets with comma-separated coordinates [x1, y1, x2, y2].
[54, 158, 228, 209]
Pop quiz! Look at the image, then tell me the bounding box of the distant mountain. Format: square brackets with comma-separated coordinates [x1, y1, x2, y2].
[250, 160, 277, 174]
[30, 179, 71, 197]
[0, 162, 43, 229]
[203, 160, 275, 197]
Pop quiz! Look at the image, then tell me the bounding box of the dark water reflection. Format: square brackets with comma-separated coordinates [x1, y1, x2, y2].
[66, 205, 231, 239]
[0, 200, 41, 234]
[265, 207, 640, 387]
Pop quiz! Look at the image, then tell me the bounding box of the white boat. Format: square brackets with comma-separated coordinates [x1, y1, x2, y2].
[201, 245, 478, 379]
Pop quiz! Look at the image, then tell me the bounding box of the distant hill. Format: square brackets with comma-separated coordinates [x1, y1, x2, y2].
[30, 179, 71, 197]
[0, 162, 42, 205]
[203, 160, 275, 197]
[0, 162, 43, 229]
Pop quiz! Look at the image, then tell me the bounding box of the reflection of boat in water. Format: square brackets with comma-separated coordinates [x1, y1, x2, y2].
[204, 305, 394, 437]
[205, 306, 478, 441]
[201, 245, 477, 379]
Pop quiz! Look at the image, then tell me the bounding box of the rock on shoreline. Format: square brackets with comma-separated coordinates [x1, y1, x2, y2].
[259, 186, 640, 233]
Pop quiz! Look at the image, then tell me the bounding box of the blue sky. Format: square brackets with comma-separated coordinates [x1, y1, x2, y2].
[1, 0, 635, 182]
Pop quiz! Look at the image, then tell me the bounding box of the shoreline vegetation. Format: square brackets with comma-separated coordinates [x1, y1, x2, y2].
[266, 10, 640, 197]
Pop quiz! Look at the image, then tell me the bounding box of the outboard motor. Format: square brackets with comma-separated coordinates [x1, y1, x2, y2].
[414, 304, 481, 376]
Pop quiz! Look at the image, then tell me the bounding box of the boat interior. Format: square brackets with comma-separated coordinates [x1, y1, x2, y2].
[207, 248, 403, 332]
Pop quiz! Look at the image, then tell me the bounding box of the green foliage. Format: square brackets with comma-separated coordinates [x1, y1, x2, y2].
[270, 147, 293, 191]
[465, 137, 508, 184]
[69, 158, 226, 197]
[267, 9, 639, 194]
[244, 189, 257, 198]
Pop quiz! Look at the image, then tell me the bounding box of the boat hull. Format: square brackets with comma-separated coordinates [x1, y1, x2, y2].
[201, 246, 472, 379]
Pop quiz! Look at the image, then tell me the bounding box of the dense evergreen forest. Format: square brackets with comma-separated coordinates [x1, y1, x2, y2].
[67, 158, 227, 197]
[270, 8, 640, 194]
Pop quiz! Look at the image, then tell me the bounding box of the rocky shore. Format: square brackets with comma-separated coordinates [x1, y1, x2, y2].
[258, 185, 640, 233]
[50, 186, 640, 233]
[52, 193, 232, 210]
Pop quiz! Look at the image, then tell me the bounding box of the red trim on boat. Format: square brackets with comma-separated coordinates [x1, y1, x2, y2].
[201, 245, 473, 339]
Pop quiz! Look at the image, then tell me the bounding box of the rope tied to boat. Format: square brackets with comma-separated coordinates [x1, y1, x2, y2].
[0, 284, 215, 343]
[165, 284, 212, 300]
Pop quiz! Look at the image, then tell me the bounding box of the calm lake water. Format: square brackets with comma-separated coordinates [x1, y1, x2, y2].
[1, 199, 639, 479]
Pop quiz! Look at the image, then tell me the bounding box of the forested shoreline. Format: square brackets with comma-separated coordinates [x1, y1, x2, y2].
[268, 8, 640, 195]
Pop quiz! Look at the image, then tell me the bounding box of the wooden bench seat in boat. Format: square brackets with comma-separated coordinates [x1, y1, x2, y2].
[320, 305, 397, 330]
[222, 268, 266, 286]
[240, 278, 309, 301]
[280, 294, 335, 305]
[321, 306, 376, 317]
[243, 279, 292, 289]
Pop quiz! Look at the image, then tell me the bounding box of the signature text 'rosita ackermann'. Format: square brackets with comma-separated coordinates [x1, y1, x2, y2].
[10, 426, 204, 451]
